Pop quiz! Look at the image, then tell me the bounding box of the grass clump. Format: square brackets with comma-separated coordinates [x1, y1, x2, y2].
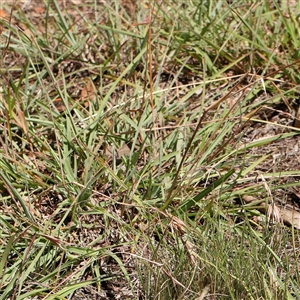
[0, 0, 300, 299]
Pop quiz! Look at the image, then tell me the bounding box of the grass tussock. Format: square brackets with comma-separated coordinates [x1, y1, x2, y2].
[0, 0, 300, 299]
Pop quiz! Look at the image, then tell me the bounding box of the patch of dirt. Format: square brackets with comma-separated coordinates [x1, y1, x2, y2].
[241, 98, 300, 209]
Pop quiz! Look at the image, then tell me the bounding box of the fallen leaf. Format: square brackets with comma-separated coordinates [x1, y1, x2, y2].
[80, 78, 95, 108]
[33, 6, 45, 14]
[242, 195, 300, 229]
[0, 9, 8, 19]
[280, 208, 300, 230]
